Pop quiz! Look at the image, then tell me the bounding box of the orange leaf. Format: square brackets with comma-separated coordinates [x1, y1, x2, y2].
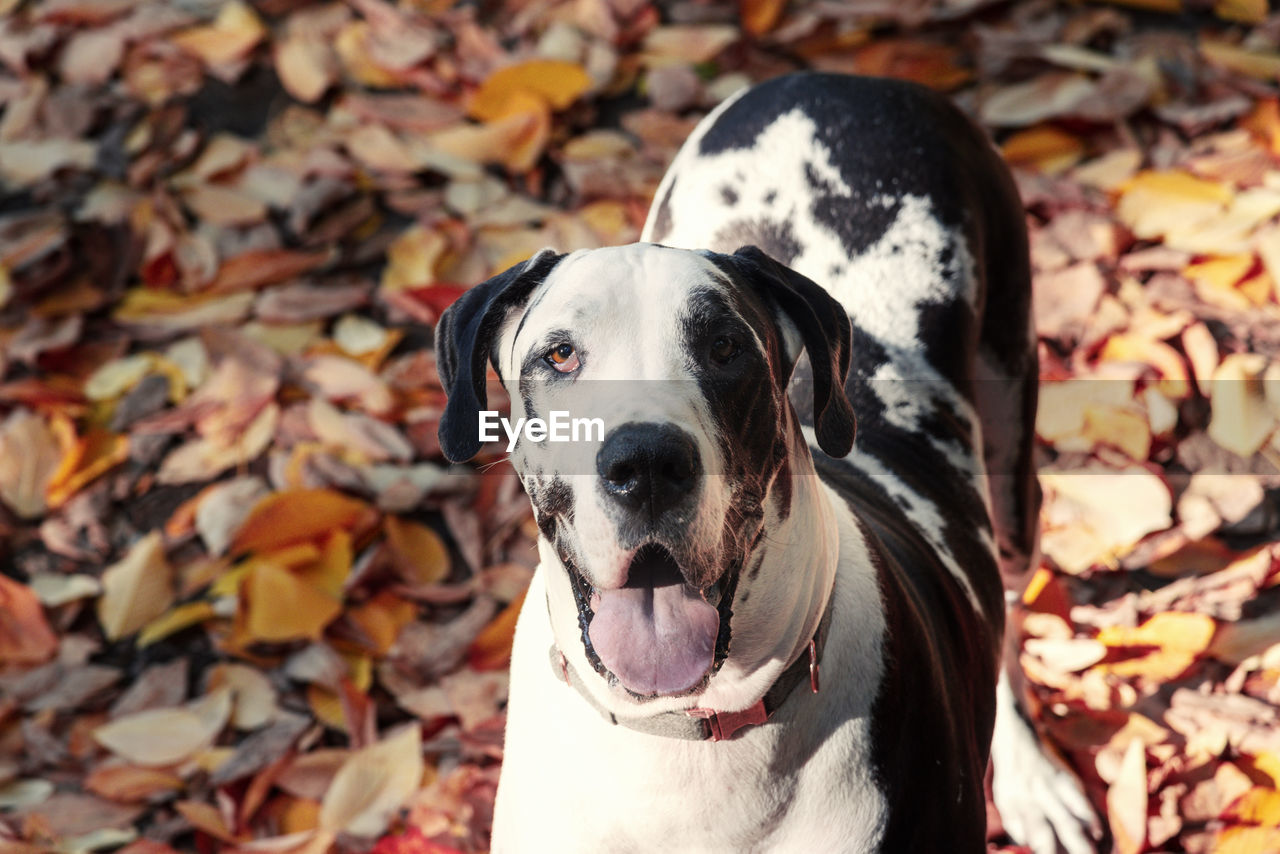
[740, 0, 787, 37]
[1213, 826, 1280, 854]
[469, 60, 591, 121]
[86, 765, 184, 802]
[243, 561, 343, 643]
[1098, 612, 1217, 652]
[46, 427, 129, 507]
[468, 587, 527, 671]
[232, 488, 372, 555]
[208, 248, 330, 293]
[347, 592, 416, 655]
[0, 574, 58, 665]
[1000, 125, 1083, 174]
[383, 516, 449, 586]
[175, 799, 244, 844]
[1224, 787, 1280, 824]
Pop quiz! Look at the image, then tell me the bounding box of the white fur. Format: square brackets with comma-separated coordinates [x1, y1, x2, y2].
[494, 473, 888, 852]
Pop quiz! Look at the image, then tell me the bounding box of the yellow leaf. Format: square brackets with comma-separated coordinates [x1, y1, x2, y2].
[1081, 405, 1152, 461]
[170, 1, 265, 68]
[1214, 0, 1267, 22]
[232, 488, 372, 555]
[1201, 40, 1280, 81]
[347, 592, 416, 655]
[46, 428, 129, 508]
[1209, 354, 1276, 457]
[469, 59, 592, 121]
[138, 601, 217, 648]
[243, 561, 343, 643]
[1224, 787, 1280, 824]
[1098, 612, 1217, 652]
[1001, 126, 1084, 174]
[1185, 254, 1255, 293]
[318, 725, 424, 836]
[295, 531, 352, 598]
[1213, 826, 1280, 854]
[468, 587, 527, 671]
[383, 516, 449, 585]
[98, 532, 175, 641]
[1117, 170, 1231, 247]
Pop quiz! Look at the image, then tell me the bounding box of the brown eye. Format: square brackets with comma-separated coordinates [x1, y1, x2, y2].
[710, 336, 740, 364]
[545, 343, 580, 373]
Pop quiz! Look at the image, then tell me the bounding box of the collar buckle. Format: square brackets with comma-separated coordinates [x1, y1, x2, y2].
[808, 638, 820, 694]
[685, 700, 769, 742]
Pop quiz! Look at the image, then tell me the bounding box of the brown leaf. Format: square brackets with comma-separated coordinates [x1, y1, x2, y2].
[97, 532, 174, 641]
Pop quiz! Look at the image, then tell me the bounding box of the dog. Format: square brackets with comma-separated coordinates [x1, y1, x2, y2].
[434, 72, 1098, 852]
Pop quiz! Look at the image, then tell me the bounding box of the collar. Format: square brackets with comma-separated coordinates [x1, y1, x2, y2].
[548, 595, 834, 742]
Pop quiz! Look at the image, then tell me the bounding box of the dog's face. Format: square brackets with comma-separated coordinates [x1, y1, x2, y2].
[435, 244, 853, 700]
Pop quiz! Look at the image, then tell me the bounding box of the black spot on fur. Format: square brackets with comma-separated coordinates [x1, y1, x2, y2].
[763, 189, 776, 205]
[711, 219, 802, 267]
[720, 185, 739, 206]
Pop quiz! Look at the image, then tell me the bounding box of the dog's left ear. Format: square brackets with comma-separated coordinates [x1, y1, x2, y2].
[717, 245, 856, 458]
[435, 248, 564, 463]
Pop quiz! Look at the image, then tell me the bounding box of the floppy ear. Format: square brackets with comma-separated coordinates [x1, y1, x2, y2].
[719, 245, 856, 459]
[435, 248, 564, 463]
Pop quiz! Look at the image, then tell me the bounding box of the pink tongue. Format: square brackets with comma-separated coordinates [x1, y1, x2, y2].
[589, 582, 719, 696]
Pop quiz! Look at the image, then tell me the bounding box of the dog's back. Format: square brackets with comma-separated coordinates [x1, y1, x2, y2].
[643, 72, 1040, 849]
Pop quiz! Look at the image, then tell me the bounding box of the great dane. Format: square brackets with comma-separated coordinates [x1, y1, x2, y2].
[435, 73, 1098, 852]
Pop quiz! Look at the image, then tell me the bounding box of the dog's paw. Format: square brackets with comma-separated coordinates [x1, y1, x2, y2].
[991, 678, 1101, 854]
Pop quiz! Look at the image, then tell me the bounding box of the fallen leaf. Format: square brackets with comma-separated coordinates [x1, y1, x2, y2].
[318, 724, 424, 837]
[93, 687, 232, 767]
[98, 532, 175, 641]
[232, 488, 373, 555]
[0, 574, 58, 665]
[1107, 738, 1148, 854]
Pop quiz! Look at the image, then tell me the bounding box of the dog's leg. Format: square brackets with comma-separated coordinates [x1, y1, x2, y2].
[975, 172, 1101, 854]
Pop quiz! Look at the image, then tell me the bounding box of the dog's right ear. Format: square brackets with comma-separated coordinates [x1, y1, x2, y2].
[435, 248, 563, 463]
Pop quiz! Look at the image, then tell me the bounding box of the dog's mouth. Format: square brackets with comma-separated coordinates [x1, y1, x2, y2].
[564, 544, 740, 699]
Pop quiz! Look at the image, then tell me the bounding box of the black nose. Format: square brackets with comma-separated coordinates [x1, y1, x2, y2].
[596, 423, 700, 515]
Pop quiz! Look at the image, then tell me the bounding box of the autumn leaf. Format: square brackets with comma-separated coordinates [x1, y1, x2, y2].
[383, 516, 450, 586]
[319, 724, 424, 837]
[232, 488, 373, 555]
[468, 588, 526, 671]
[243, 561, 343, 644]
[0, 574, 58, 665]
[469, 60, 592, 122]
[98, 532, 175, 642]
[94, 687, 232, 767]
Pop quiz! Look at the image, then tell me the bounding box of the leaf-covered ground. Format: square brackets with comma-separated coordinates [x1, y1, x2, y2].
[3, 0, 1280, 852]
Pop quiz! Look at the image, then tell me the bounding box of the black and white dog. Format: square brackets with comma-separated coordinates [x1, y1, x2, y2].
[435, 73, 1097, 852]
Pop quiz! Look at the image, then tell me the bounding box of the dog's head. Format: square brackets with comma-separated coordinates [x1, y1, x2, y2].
[436, 243, 853, 700]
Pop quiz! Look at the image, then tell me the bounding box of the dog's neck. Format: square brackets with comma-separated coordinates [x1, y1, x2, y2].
[695, 428, 840, 712]
[539, 426, 841, 718]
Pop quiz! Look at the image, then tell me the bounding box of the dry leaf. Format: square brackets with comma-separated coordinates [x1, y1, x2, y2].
[98, 532, 174, 641]
[0, 574, 58, 665]
[94, 687, 232, 767]
[318, 724, 423, 837]
[232, 488, 373, 555]
[1107, 738, 1148, 854]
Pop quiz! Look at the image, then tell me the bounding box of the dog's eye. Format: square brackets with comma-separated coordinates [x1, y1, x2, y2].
[545, 343, 580, 373]
[709, 336, 740, 365]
